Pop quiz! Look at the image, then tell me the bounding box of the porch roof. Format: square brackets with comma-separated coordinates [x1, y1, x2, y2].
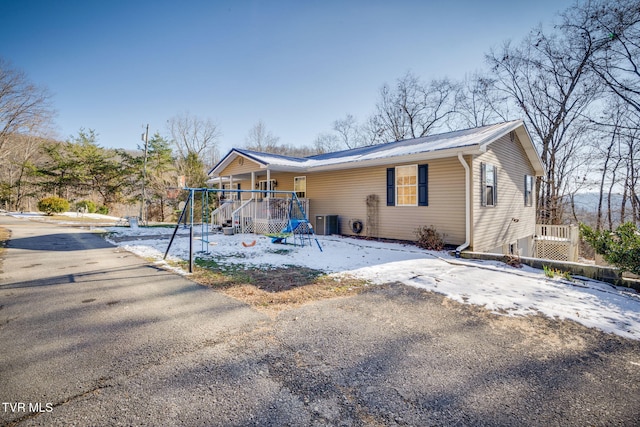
[209, 120, 545, 177]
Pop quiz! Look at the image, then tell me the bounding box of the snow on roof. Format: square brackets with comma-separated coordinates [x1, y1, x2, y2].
[307, 120, 518, 162]
[211, 120, 531, 175]
[235, 148, 309, 166]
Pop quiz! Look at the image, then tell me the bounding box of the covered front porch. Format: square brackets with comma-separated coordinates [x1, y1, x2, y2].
[207, 160, 309, 235]
[210, 194, 310, 235]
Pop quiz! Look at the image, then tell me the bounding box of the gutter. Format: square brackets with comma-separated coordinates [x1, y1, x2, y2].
[456, 152, 471, 257]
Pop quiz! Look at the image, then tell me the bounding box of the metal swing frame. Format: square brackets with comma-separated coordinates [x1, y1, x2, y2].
[163, 188, 322, 272]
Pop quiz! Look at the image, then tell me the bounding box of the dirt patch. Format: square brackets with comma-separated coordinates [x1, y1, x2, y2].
[180, 261, 369, 314]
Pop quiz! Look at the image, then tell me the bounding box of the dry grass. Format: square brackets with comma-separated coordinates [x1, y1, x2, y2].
[0, 227, 9, 274]
[173, 260, 369, 315]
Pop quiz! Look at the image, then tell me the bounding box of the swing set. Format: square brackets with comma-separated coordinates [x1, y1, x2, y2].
[163, 188, 322, 272]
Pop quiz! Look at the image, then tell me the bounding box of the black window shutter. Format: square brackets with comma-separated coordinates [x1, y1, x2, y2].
[524, 175, 528, 205]
[418, 164, 428, 206]
[386, 168, 395, 206]
[480, 162, 486, 207]
[237, 183, 241, 199]
[493, 166, 498, 205]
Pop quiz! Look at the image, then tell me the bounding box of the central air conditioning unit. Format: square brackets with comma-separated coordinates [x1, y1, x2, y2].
[315, 215, 338, 235]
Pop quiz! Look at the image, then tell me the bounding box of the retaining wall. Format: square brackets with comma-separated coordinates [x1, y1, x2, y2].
[456, 251, 640, 292]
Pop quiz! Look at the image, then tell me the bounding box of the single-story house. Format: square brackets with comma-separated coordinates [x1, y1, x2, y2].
[207, 120, 545, 256]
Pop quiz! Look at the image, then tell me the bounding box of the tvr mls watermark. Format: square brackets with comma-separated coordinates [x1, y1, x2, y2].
[2, 402, 54, 413]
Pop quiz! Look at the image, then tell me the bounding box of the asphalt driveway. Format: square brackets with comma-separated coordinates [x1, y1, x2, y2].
[1, 216, 639, 426]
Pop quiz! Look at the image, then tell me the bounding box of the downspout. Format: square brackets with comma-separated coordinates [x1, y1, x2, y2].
[456, 152, 470, 258]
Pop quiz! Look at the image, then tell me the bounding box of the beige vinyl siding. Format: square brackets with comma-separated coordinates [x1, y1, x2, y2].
[306, 158, 466, 243]
[218, 156, 263, 176]
[263, 172, 298, 193]
[471, 132, 537, 252]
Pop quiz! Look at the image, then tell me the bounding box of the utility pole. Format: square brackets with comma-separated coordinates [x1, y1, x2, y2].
[140, 124, 149, 225]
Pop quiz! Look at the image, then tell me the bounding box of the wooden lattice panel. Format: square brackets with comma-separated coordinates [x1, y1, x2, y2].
[253, 220, 288, 235]
[535, 240, 570, 261]
[241, 218, 254, 233]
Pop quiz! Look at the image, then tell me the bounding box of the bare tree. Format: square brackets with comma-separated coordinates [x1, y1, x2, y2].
[577, 0, 640, 114]
[313, 132, 341, 154]
[487, 16, 604, 224]
[453, 72, 512, 128]
[333, 114, 366, 149]
[595, 108, 623, 230]
[271, 144, 318, 157]
[585, 95, 640, 229]
[0, 133, 47, 210]
[243, 121, 323, 156]
[244, 120, 280, 152]
[166, 112, 221, 159]
[166, 112, 220, 186]
[620, 120, 640, 224]
[560, 0, 640, 227]
[0, 58, 54, 159]
[370, 72, 459, 142]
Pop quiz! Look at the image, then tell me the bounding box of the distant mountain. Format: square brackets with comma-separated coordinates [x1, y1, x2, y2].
[570, 192, 630, 213]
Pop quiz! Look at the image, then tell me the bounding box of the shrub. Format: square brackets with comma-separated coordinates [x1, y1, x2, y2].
[503, 254, 523, 268]
[580, 222, 640, 276]
[415, 225, 445, 251]
[37, 196, 70, 215]
[96, 205, 109, 215]
[543, 265, 572, 280]
[75, 200, 96, 213]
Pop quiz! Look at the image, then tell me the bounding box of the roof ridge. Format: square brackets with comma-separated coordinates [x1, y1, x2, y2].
[306, 119, 523, 160]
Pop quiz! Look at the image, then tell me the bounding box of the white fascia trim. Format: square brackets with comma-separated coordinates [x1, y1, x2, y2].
[477, 120, 523, 152]
[306, 146, 483, 172]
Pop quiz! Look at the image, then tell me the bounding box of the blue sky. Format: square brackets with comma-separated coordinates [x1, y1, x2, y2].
[1, 0, 574, 154]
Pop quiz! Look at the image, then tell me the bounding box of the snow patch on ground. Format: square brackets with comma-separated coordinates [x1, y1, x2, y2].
[97, 226, 640, 341]
[5, 211, 122, 221]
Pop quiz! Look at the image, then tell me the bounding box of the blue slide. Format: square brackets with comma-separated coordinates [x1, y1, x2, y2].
[270, 220, 302, 243]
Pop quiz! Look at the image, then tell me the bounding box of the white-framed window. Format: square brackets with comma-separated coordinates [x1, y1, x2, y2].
[387, 164, 428, 207]
[294, 176, 306, 198]
[524, 175, 534, 207]
[481, 162, 497, 207]
[222, 183, 239, 199]
[396, 165, 418, 206]
[258, 179, 277, 197]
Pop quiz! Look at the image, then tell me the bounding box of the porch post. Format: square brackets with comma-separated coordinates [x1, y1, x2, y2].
[266, 168, 271, 221]
[251, 171, 256, 226]
[251, 172, 256, 200]
[229, 175, 234, 200]
[266, 169, 271, 199]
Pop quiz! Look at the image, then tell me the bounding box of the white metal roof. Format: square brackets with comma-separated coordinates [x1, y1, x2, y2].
[209, 120, 544, 176]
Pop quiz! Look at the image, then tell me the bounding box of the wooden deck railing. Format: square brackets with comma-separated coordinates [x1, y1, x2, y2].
[210, 200, 243, 228]
[534, 224, 579, 262]
[231, 196, 310, 234]
[535, 224, 575, 240]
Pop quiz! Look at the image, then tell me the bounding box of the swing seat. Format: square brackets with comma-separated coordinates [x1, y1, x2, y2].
[267, 232, 293, 244]
[267, 219, 304, 244]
